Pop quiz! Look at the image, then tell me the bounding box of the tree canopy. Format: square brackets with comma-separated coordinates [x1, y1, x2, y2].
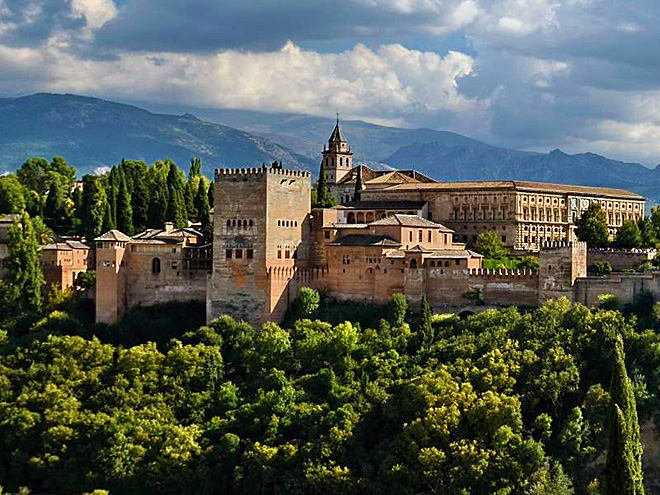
[576, 202, 610, 248]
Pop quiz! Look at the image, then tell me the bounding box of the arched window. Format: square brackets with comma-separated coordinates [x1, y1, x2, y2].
[249, 219, 253, 227]
[226, 219, 231, 227]
[347, 212, 356, 224]
[152, 257, 161, 275]
[232, 219, 236, 227]
[238, 219, 242, 227]
[410, 259, 418, 269]
[340, 157, 343, 166]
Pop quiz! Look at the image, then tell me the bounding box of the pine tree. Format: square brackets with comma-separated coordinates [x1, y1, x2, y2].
[81, 175, 108, 240]
[4, 213, 45, 314]
[605, 334, 645, 495]
[194, 180, 211, 238]
[117, 173, 134, 236]
[166, 162, 187, 228]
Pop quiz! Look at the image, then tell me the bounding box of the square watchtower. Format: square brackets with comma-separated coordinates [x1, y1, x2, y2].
[207, 164, 312, 327]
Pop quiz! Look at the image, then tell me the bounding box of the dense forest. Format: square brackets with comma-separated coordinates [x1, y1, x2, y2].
[0, 155, 658, 494]
[0, 281, 657, 494]
[0, 156, 214, 242]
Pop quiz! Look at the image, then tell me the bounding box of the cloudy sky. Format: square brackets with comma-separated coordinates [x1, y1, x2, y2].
[1, 0, 660, 164]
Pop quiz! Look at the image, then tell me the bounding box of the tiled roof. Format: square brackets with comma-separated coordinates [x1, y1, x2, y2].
[384, 180, 644, 199]
[426, 249, 484, 259]
[337, 200, 427, 210]
[368, 214, 454, 231]
[132, 227, 203, 240]
[42, 240, 91, 251]
[329, 234, 401, 247]
[335, 166, 435, 186]
[94, 230, 132, 242]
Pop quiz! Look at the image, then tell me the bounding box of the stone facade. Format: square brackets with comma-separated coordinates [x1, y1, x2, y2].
[93, 122, 648, 328]
[95, 225, 210, 324]
[41, 240, 92, 291]
[206, 166, 312, 328]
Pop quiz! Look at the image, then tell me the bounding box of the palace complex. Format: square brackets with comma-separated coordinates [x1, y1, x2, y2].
[92, 121, 653, 328]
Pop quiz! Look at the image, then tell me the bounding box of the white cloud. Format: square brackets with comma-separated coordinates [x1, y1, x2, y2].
[1, 39, 485, 123]
[70, 0, 118, 30]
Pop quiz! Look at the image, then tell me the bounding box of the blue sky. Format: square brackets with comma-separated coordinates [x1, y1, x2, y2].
[1, 0, 660, 165]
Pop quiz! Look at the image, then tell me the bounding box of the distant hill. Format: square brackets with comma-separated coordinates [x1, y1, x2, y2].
[0, 94, 316, 175]
[2, 93, 660, 202]
[224, 113, 660, 203]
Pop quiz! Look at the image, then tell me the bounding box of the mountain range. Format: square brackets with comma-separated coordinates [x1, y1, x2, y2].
[1, 93, 660, 202]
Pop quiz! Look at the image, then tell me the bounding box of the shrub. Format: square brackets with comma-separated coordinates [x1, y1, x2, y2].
[589, 261, 612, 276]
[293, 287, 320, 317]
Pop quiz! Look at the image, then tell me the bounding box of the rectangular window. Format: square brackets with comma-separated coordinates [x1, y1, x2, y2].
[418, 230, 423, 242]
[285, 250, 290, 259]
[226, 249, 232, 259]
[324, 231, 330, 239]
[277, 250, 282, 259]
[247, 249, 253, 259]
[409, 231, 413, 242]
[428, 230, 432, 242]
[502, 236, 506, 243]
[455, 259, 460, 266]
[235, 249, 243, 259]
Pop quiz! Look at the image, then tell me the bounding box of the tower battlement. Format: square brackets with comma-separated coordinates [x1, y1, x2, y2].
[539, 240, 587, 250]
[215, 166, 310, 181]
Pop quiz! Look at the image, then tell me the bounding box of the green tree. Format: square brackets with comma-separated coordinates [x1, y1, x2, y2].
[194, 179, 211, 237]
[0, 175, 26, 214]
[117, 173, 134, 236]
[81, 175, 108, 241]
[418, 295, 434, 348]
[122, 160, 149, 233]
[31, 216, 55, 245]
[207, 180, 215, 210]
[313, 160, 336, 208]
[3, 212, 45, 314]
[44, 179, 68, 228]
[101, 198, 115, 232]
[576, 203, 609, 248]
[293, 287, 320, 317]
[615, 220, 643, 249]
[475, 231, 508, 258]
[166, 162, 188, 228]
[638, 217, 657, 249]
[387, 293, 407, 326]
[605, 335, 645, 495]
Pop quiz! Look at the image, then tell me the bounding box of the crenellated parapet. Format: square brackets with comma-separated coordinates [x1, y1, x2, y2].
[215, 166, 310, 181]
[267, 266, 329, 280]
[539, 240, 587, 251]
[426, 267, 538, 279]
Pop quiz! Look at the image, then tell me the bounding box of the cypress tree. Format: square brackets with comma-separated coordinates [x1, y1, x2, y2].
[184, 181, 196, 221]
[605, 334, 645, 495]
[125, 160, 149, 233]
[44, 180, 66, 226]
[315, 159, 331, 207]
[194, 180, 211, 238]
[207, 181, 215, 209]
[166, 162, 187, 228]
[189, 157, 202, 178]
[108, 166, 120, 229]
[101, 197, 115, 232]
[81, 175, 108, 241]
[5, 213, 45, 314]
[117, 173, 134, 236]
[418, 295, 434, 349]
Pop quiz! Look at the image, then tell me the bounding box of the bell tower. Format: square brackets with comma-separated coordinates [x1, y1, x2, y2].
[322, 115, 353, 184]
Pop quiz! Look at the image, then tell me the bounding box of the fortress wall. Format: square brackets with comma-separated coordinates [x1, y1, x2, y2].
[587, 249, 655, 271]
[575, 271, 660, 307]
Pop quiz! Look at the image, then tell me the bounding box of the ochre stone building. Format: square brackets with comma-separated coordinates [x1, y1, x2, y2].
[94, 121, 648, 328]
[41, 240, 92, 291]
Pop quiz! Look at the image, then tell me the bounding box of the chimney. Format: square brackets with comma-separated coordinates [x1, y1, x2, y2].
[164, 222, 174, 232]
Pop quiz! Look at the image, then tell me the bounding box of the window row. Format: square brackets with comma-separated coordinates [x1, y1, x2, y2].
[277, 248, 297, 259]
[521, 196, 563, 205]
[226, 219, 254, 228]
[225, 248, 254, 259]
[277, 219, 298, 227]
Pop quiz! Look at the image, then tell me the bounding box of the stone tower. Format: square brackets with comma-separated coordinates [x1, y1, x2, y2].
[207, 164, 312, 328]
[538, 241, 587, 303]
[322, 116, 353, 184]
[94, 230, 130, 324]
